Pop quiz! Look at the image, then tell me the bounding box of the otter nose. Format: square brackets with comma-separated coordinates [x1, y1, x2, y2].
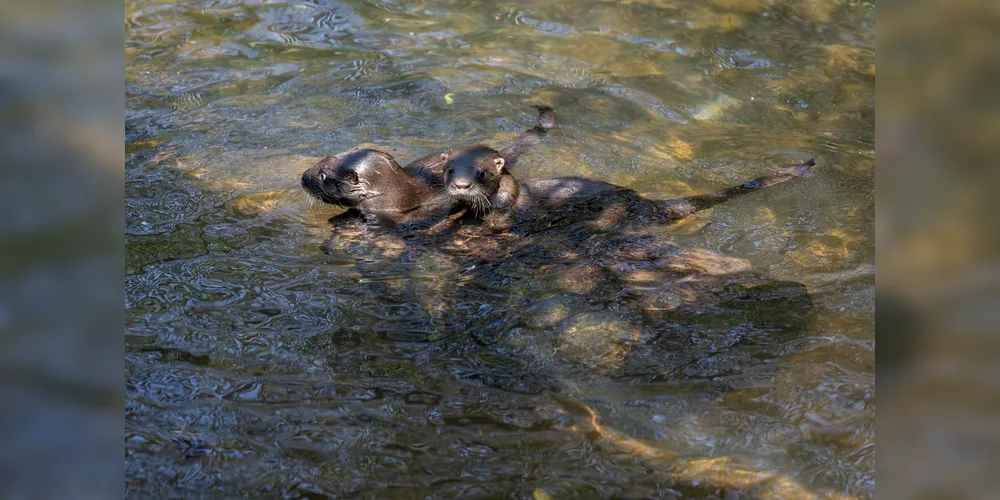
[451, 180, 472, 190]
[302, 167, 325, 185]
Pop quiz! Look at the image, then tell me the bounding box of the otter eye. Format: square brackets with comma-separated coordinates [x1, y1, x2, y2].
[476, 170, 486, 179]
[447, 167, 454, 176]
[317, 171, 327, 182]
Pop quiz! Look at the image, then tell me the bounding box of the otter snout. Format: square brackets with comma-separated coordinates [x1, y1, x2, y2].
[451, 180, 472, 190]
[301, 157, 351, 206]
[301, 166, 321, 193]
[301, 162, 330, 193]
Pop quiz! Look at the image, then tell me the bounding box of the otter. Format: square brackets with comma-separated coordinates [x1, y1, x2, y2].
[300, 148, 451, 226]
[300, 106, 556, 226]
[441, 144, 816, 234]
[440, 106, 555, 232]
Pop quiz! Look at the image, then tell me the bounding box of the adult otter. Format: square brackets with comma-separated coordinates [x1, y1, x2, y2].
[300, 106, 556, 226]
[299, 148, 451, 226]
[442, 145, 816, 234]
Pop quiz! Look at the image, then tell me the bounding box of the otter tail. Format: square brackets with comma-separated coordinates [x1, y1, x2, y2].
[658, 157, 816, 220]
[499, 105, 556, 167]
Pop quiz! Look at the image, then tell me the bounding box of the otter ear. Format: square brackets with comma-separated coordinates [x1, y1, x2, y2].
[493, 157, 505, 173]
[346, 170, 360, 184]
[439, 153, 449, 162]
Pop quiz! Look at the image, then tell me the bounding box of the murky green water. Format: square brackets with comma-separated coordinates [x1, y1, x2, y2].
[126, 0, 874, 497]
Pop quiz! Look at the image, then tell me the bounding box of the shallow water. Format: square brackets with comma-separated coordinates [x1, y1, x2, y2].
[126, 0, 874, 497]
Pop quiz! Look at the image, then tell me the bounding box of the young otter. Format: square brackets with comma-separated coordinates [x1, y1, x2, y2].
[300, 105, 556, 226]
[442, 151, 816, 234]
[441, 106, 555, 231]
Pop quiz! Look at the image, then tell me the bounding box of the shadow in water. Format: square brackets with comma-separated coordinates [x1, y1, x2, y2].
[317, 185, 816, 394]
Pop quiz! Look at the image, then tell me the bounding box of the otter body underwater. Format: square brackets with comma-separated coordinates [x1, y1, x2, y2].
[439, 144, 815, 234]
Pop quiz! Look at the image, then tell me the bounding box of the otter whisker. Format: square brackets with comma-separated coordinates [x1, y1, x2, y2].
[431, 188, 450, 203]
[478, 192, 492, 215]
[471, 193, 485, 216]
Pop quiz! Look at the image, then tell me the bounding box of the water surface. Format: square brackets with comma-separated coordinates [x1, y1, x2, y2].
[126, 0, 875, 497]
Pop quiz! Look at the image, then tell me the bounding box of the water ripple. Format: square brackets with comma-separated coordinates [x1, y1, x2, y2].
[126, 0, 875, 496]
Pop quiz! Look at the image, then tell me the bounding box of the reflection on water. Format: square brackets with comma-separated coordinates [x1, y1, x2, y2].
[127, 0, 874, 497]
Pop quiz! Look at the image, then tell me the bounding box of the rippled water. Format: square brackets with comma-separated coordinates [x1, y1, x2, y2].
[126, 0, 875, 497]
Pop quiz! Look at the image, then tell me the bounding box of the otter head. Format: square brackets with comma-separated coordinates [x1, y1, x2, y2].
[443, 146, 506, 213]
[301, 148, 402, 208]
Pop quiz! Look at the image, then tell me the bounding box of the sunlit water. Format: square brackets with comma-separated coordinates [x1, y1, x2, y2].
[126, 0, 874, 497]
